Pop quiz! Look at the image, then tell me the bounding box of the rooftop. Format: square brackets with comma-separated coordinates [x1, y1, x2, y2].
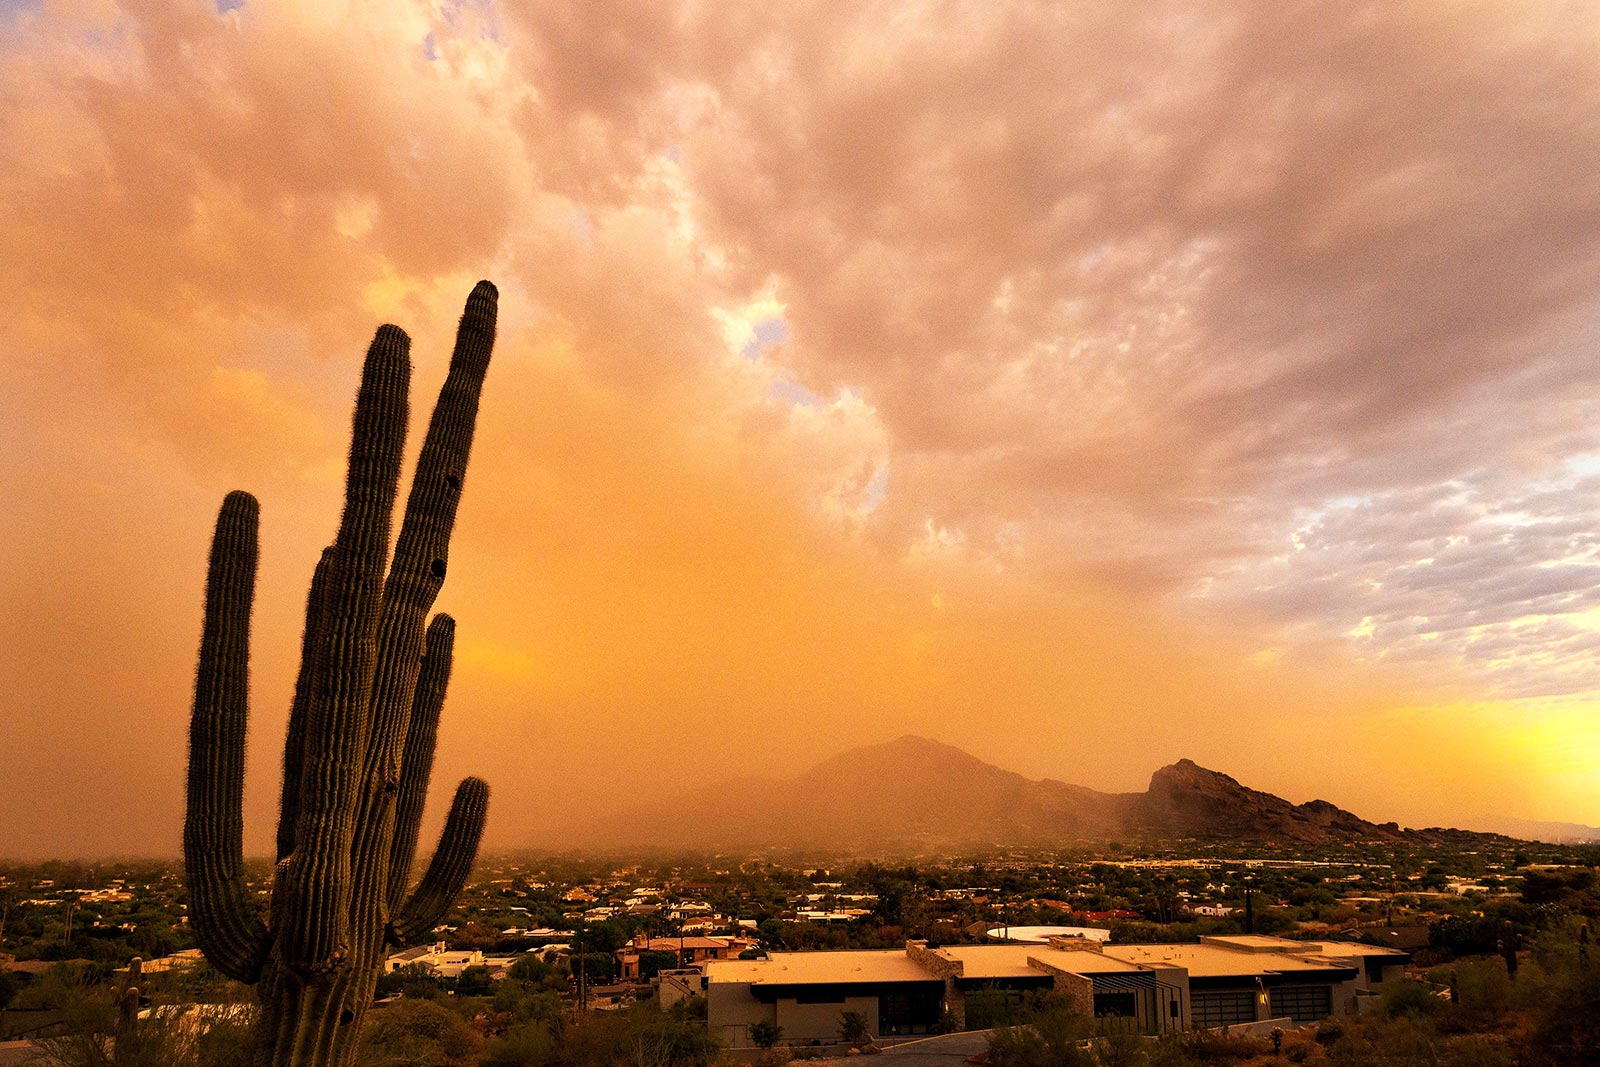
[939, 943, 1145, 978]
[706, 936, 1405, 989]
[630, 936, 738, 952]
[1100, 943, 1350, 978]
[708, 950, 933, 986]
[1198, 935, 1306, 952]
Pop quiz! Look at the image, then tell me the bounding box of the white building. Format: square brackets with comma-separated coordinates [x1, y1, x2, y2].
[384, 941, 522, 980]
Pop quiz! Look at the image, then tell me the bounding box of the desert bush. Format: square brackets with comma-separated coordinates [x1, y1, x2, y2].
[357, 998, 483, 1067]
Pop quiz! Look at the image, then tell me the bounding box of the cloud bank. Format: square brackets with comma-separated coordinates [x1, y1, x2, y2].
[2, 0, 1599, 856]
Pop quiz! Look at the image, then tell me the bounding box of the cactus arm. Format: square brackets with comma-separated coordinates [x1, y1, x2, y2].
[385, 614, 454, 908]
[276, 546, 333, 863]
[278, 326, 411, 975]
[353, 283, 497, 879]
[388, 776, 488, 945]
[183, 491, 270, 983]
[366, 281, 495, 763]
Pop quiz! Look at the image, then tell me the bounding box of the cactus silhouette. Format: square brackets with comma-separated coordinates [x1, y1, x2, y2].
[113, 956, 141, 1065]
[184, 282, 498, 1066]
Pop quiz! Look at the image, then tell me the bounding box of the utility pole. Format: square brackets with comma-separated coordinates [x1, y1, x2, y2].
[577, 924, 587, 1013]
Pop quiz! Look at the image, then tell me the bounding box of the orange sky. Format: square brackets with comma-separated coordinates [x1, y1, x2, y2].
[3, 0, 1600, 858]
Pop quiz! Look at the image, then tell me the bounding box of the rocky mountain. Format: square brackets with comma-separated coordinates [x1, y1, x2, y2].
[597, 735, 1501, 851]
[1135, 758, 1407, 841]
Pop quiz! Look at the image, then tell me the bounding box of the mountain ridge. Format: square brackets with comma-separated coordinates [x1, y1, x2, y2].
[594, 735, 1514, 851]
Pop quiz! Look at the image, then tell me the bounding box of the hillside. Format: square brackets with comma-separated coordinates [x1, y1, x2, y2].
[592, 735, 1502, 851]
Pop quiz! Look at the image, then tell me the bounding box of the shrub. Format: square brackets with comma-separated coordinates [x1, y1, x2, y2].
[358, 999, 483, 1067]
[749, 1020, 784, 1049]
[1380, 978, 1443, 1019]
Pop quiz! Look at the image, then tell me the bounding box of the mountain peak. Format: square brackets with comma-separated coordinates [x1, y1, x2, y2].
[1149, 758, 1242, 790]
[809, 735, 1008, 778]
[593, 737, 1492, 851]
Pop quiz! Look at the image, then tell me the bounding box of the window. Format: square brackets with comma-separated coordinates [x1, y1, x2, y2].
[1093, 992, 1137, 1018]
[1269, 984, 1333, 1023]
[879, 986, 943, 1035]
[964, 989, 1028, 1030]
[1192, 990, 1256, 1028]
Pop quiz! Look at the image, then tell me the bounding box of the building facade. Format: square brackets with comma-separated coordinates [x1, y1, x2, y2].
[705, 934, 1408, 1048]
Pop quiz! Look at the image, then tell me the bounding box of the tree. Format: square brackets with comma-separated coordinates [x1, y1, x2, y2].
[376, 963, 442, 1001]
[637, 952, 679, 981]
[748, 1020, 783, 1049]
[839, 1010, 871, 1047]
[455, 964, 494, 997]
[507, 955, 557, 986]
[570, 952, 618, 985]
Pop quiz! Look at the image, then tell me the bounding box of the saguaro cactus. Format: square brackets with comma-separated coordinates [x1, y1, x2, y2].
[184, 282, 498, 1066]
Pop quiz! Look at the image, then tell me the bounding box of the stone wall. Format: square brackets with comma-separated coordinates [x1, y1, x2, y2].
[904, 941, 963, 1028]
[904, 940, 964, 978]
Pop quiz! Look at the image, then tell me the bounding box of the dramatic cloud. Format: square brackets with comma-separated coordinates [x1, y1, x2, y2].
[2, 0, 1598, 857]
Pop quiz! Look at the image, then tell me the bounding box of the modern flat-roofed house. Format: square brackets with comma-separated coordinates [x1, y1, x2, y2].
[705, 934, 1407, 1048]
[707, 949, 946, 1047]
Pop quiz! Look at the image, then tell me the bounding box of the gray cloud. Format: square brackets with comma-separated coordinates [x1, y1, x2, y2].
[495, 0, 1600, 694]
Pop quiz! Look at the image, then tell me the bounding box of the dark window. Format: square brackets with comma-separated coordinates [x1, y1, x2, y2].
[879, 986, 943, 1036]
[964, 988, 1028, 1030]
[1093, 992, 1136, 1018]
[1269, 984, 1333, 1023]
[1192, 990, 1256, 1028]
[795, 989, 844, 1004]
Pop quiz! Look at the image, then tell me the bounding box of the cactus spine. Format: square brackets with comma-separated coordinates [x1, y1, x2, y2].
[184, 282, 498, 1066]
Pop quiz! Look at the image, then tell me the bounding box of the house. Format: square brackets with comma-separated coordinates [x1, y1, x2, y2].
[383, 941, 522, 980]
[705, 934, 1408, 1048]
[616, 934, 756, 982]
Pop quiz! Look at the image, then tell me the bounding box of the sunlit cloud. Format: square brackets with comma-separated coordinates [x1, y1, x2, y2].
[2, 0, 1599, 857]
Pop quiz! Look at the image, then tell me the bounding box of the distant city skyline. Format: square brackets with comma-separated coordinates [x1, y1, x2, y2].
[3, 0, 1600, 858]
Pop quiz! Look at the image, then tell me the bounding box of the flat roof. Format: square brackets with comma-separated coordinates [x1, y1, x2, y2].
[631, 937, 735, 951]
[1199, 935, 1305, 952]
[1101, 943, 1350, 978]
[708, 950, 933, 986]
[944, 944, 1147, 976]
[1032, 949, 1147, 975]
[1296, 942, 1410, 959]
[706, 938, 1396, 989]
[940, 944, 1058, 979]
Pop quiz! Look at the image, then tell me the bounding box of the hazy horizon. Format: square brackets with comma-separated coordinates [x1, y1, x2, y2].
[0, 729, 1594, 863]
[4, 1, 1600, 860]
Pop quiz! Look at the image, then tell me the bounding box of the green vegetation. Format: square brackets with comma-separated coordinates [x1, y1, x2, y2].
[747, 1019, 782, 1048]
